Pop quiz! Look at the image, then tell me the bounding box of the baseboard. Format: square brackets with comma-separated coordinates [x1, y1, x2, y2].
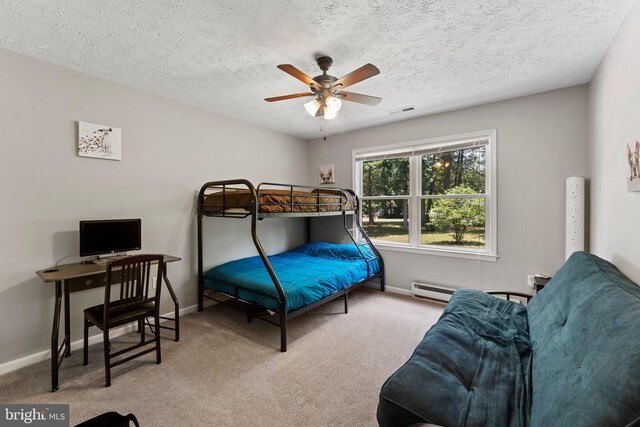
[174, 304, 199, 317]
[383, 285, 412, 296]
[363, 281, 412, 296]
[0, 304, 198, 376]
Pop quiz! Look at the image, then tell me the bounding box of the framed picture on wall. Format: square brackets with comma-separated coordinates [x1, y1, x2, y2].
[627, 141, 640, 192]
[78, 121, 122, 161]
[319, 164, 335, 184]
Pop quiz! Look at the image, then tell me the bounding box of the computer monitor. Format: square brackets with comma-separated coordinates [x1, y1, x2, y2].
[79, 218, 142, 257]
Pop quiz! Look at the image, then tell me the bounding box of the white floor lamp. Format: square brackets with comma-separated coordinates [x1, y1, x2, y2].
[565, 176, 585, 260]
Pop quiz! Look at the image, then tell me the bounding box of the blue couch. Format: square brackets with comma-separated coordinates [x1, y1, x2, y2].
[377, 252, 640, 426]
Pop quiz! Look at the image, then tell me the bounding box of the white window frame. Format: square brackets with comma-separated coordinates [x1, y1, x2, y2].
[353, 130, 498, 262]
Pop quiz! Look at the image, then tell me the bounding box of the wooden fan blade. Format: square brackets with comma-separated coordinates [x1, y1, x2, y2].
[332, 63, 380, 90]
[337, 91, 382, 106]
[265, 93, 315, 102]
[277, 64, 320, 89]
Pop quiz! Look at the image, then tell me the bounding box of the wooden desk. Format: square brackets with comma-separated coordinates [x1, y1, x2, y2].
[36, 255, 180, 392]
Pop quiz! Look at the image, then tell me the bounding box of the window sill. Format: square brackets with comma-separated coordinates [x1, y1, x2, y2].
[372, 242, 499, 262]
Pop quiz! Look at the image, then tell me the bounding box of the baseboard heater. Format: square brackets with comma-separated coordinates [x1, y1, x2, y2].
[411, 281, 455, 303]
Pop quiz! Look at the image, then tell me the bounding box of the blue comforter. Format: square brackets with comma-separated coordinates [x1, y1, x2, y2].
[204, 242, 380, 312]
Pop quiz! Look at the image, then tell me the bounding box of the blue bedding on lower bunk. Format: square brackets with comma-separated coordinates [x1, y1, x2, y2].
[204, 242, 380, 313]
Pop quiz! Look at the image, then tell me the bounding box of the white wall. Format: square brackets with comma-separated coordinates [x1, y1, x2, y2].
[588, 0, 640, 283]
[308, 86, 588, 294]
[0, 48, 307, 365]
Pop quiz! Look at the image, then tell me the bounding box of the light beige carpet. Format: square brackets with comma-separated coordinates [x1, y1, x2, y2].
[0, 288, 443, 426]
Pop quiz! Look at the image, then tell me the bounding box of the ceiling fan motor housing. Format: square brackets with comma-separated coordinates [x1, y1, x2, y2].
[316, 56, 333, 71]
[312, 56, 338, 93]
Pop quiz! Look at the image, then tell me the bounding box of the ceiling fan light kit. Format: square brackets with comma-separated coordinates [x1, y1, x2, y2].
[304, 98, 322, 116]
[265, 56, 382, 120]
[304, 95, 342, 119]
[322, 105, 338, 120]
[325, 96, 342, 112]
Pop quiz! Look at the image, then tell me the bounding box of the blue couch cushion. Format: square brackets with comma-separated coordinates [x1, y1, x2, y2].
[377, 289, 532, 427]
[528, 252, 640, 426]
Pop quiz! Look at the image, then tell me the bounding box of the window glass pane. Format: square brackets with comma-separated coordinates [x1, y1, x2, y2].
[422, 147, 485, 195]
[421, 197, 485, 249]
[362, 158, 410, 196]
[362, 199, 410, 244]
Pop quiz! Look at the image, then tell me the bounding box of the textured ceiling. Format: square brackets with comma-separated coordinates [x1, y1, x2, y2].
[0, 1, 635, 139]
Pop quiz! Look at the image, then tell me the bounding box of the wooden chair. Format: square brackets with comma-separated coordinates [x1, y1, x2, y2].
[83, 254, 164, 387]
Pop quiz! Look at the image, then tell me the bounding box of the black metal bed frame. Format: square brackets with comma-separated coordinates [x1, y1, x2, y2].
[486, 290, 534, 303]
[196, 179, 385, 352]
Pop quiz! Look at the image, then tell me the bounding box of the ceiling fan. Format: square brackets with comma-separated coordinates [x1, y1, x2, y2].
[265, 56, 381, 120]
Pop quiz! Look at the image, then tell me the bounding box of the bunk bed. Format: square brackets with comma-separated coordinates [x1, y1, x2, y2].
[197, 179, 385, 352]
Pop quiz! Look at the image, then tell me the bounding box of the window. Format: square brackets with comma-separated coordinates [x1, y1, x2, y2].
[361, 157, 411, 244]
[354, 130, 497, 261]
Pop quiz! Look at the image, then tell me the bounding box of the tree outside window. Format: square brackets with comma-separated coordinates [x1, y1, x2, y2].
[362, 158, 410, 244]
[421, 147, 486, 249]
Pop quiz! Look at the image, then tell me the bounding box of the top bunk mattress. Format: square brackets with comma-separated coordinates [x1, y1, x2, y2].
[203, 242, 380, 312]
[202, 188, 355, 214]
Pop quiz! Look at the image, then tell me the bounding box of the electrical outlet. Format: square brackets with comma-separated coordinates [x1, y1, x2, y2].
[527, 275, 536, 289]
[151, 279, 157, 289]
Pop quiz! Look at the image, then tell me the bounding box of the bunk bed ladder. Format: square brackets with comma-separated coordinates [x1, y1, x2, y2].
[341, 194, 385, 292]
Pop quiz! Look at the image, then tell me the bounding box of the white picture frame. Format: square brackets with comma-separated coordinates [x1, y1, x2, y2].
[78, 121, 122, 161]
